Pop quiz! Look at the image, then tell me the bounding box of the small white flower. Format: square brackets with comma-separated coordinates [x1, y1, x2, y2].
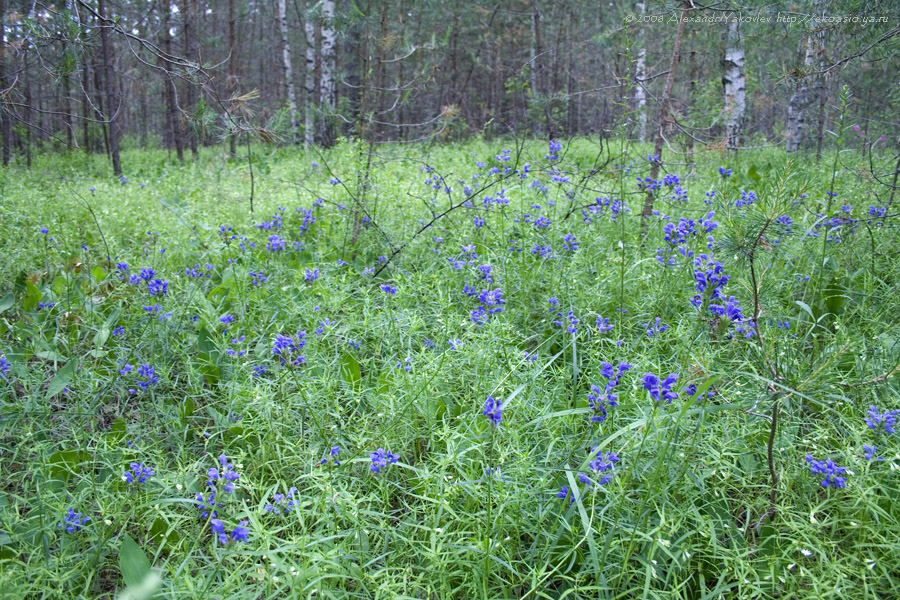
[800, 548, 813, 557]
[176, 484, 183, 491]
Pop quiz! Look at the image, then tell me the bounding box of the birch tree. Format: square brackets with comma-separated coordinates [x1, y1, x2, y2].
[277, 0, 299, 144]
[722, 18, 746, 150]
[633, 1, 647, 142]
[304, 6, 315, 149]
[319, 0, 336, 146]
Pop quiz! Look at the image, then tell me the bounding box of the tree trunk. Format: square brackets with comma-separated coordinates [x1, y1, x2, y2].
[633, 1, 647, 142]
[814, 11, 829, 162]
[98, 0, 122, 175]
[785, 33, 815, 152]
[181, 0, 199, 159]
[641, 0, 688, 227]
[97, 0, 121, 174]
[722, 19, 746, 151]
[23, 50, 32, 168]
[530, 1, 552, 138]
[228, 0, 237, 157]
[277, 0, 300, 144]
[0, 0, 9, 166]
[686, 30, 697, 168]
[303, 5, 316, 149]
[160, 0, 184, 162]
[319, 0, 336, 146]
[81, 56, 91, 153]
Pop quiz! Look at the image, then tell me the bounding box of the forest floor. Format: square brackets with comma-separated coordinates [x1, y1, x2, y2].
[1, 138, 899, 599]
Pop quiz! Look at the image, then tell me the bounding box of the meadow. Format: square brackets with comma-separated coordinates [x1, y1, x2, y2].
[1, 133, 899, 599]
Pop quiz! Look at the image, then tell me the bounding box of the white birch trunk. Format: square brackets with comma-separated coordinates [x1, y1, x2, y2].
[723, 19, 746, 150]
[320, 0, 336, 113]
[634, 1, 647, 142]
[785, 34, 815, 152]
[304, 16, 316, 149]
[277, 0, 299, 144]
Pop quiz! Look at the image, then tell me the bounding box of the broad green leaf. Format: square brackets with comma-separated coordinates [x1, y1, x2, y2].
[23, 281, 41, 312]
[0, 293, 13, 313]
[747, 164, 761, 183]
[47, 360, 78, 399]
[119, 534, 151, 589]
[48, 449, 91, 478]
[341, 352, 361, 390]
[795, 300, 814, 320]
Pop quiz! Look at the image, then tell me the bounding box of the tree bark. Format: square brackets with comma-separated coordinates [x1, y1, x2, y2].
[277, 0, 300, 144]
[641, 0, 688, 227]
[686, 30, 697, 168]
[633, 1, 647, 142]
[23, 50, 32, 167]
[319, 0, 336, 146]
[181, 0, 199, 159]
[228, 0, 237, 157]
[722, 19, 746, 150]
[530, 1, 553, 138]
[81, 55, 91, 153]
[98, 0, 122, 175]
[160, 0, 184, 162]
[814, 11, 829, 161]
[0, 0, 9, 166]
[785, 33, 815, 152]
[303, 4, 316, 149]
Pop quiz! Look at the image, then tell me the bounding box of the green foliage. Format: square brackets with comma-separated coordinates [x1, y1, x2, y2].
[1, 139, 900, 599]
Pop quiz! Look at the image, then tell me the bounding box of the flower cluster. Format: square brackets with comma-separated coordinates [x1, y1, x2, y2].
[58, 508, 90, 533]
[587, 362, 632, 423]
[265, 487, 300, 514]
[710, 296, 755, 338]
[684, 383, 715, 401]
[210, 518, 250, 545]
[470, 288, 505, 324]
[863, 444, 884, 461]
[120, 363, 159, 394]
[123, 462, 155, 484]
[483, 395, 503, 426]
[207, 454, 241, 493]
[185, 263, 214, 278]
[267, 234, 286, 252]
[866, 406, 898, 434]
[273, 331, 307, 366]
[805, 454, 847, 488]
[595, 316, 613, 333]
[691, 254, 729, 307]
[319, 445, 341, 466]
[0, 354, 9, 380]
[589, 449, 620, 485]
[644, 317, 669, 337]
[643, 372, 679, 402]
[370, 448, 399, 473]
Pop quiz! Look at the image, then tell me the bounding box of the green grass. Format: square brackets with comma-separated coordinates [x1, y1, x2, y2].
[1, 136, 899, 599]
